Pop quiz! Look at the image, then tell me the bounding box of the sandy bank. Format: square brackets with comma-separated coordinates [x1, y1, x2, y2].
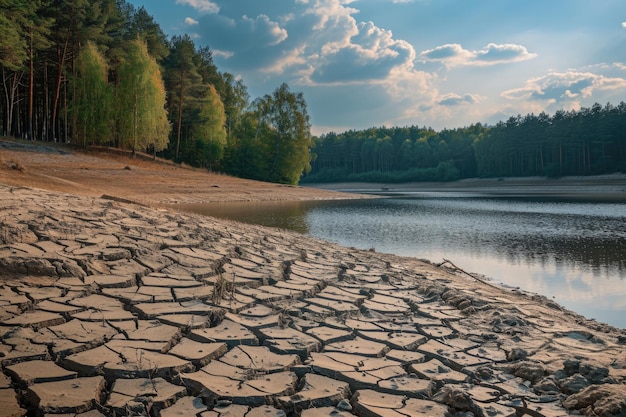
[0, 139, 369, 206]
[308, 174, 626, 200]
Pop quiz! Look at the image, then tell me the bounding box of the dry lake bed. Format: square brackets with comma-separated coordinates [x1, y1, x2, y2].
[0, 185, 625, 416]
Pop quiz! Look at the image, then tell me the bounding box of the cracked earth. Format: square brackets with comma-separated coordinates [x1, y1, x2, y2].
[0, 175, 625, 415]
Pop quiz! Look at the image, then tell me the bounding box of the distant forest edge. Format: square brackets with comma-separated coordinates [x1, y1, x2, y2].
[2, 2, 625, 186]
[303, 103, 626, 183]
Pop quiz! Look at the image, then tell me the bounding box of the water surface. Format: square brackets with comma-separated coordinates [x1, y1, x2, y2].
[179, 194, 626, 329]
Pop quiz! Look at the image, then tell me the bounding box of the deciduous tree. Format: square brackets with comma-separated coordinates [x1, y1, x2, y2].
[116, 38, 169, 153]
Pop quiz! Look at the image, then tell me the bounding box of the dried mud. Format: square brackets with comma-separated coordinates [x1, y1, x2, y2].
[0, 140, 625, 416]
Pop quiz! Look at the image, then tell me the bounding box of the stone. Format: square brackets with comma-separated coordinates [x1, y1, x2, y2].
[432, 385, 476, 411]
[562, 384, 626, 416]
[558, 373, 590, 395]
[502, 361, 546, 384]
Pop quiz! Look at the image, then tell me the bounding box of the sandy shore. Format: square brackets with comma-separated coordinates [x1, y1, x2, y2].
[0, 139, 625, 416]
[0, 139, 368, 206]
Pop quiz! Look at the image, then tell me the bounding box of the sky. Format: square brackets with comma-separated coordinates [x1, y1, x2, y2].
[127, 0, 626, 135]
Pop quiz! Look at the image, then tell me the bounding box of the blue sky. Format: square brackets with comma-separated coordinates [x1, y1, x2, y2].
[127, 0, 626, 135]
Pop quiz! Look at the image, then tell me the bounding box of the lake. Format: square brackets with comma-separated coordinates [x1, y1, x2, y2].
[178, 192, 626, 329]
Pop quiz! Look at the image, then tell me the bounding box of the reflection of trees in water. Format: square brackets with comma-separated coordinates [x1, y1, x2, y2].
[180, 197, 626, 278]
[177, 201, 316, 234]
[481, 233, 626, 277]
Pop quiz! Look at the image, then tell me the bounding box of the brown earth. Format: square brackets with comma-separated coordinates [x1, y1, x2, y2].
[1, 138, 625, 416]
[0, 138, 366, 206]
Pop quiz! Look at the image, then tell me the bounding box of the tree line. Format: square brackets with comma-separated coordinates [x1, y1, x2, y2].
[0, 0, 312, 185]
[303, 102, 626, 183]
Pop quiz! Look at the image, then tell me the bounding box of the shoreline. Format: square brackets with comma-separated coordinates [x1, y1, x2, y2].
[1, 140, 625, 415]
[306, 173, 626, 200]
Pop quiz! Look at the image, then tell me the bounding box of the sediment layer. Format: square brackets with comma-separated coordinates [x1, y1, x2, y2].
[0, 184, 624, 416]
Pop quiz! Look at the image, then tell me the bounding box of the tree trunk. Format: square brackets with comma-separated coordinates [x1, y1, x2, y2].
[175, 69, 185, 160]
[52, 34, 70, 141]
[29, 28, 34, 140]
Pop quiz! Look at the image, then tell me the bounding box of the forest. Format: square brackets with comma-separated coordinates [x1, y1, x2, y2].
[303, 103, 626, 183]
[0, 0, 312, 185]
[2, 2, 625, 186]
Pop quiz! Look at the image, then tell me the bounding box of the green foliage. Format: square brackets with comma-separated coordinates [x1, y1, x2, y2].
[222, 112, 270, 181]
[0, 0, 28, 70]
[187, 83, 227, 169]
[252, 83, 313, 185]
[472, 104, 626, 178]
[72, 42, 113, 147]
[305, 104, 626, 184]
[4, 0, 624, 187]
[164, 34, 203, 160]
[116, 38, 170, 153]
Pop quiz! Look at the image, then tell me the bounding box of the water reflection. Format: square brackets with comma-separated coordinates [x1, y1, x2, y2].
[177, 196, 626, 328]
[175, 200, 322, 233]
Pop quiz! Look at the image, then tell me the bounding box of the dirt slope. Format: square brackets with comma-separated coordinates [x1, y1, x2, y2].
[0, 139, 363, 207]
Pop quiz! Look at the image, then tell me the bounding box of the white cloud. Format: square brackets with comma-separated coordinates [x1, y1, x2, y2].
[420, 42, 537, 67]
[184, 17, 199, 26]
[175, 0, 219, 14]
[437, 93, 481, 106]
[502, 70, 626, 103]
[194, 0, 432, 95]
[247, 14, 288, 46]
[622, 22, 626, 28]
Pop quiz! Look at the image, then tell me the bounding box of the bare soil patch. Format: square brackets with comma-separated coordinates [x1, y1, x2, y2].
[0, 138, 365, 207]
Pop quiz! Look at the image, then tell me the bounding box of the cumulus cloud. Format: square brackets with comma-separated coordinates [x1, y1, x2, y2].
[622, 22, 626, 28]
[437, 93, 481, 106]
[502, 70, 626, 103]
[420, 42, 536, 67]
[175, 0, 219, 14]
[191, 0, 431, 96]
[185, 17, 199, 26]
